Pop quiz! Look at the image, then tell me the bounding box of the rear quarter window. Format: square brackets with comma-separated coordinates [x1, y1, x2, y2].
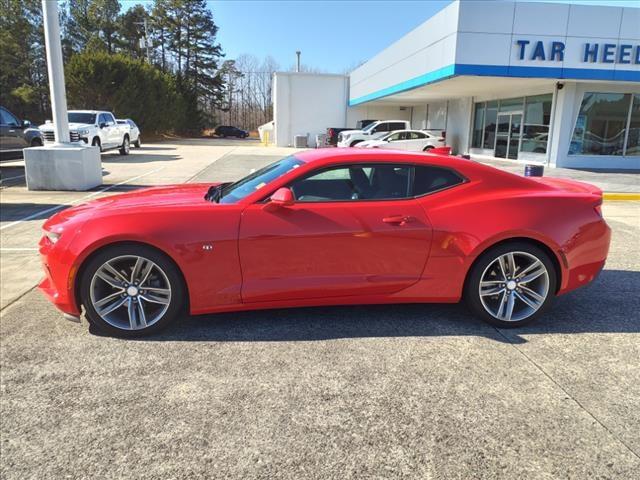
[413, 166, 464, 196]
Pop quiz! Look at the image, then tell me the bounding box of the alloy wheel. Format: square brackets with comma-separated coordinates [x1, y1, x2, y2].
[89, 255, 172, 331]
[478, 251, 549, 322]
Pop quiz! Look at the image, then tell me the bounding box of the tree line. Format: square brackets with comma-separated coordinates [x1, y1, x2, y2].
[0, 0, 278, 134]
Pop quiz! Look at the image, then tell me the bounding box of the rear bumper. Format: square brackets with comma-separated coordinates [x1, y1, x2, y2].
[558, 219, 611, 295]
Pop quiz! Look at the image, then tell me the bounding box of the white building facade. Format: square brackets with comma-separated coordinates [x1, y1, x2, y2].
[273, 0, 640, 170]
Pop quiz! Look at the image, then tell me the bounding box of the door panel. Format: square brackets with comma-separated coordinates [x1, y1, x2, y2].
[239, 200, 432, 303]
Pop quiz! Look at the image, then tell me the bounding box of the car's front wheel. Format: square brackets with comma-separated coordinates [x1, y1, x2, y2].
[92, 137, 102, 152]
[350, 140, 363, 147]
[465, 242, 556, 328]
[80, 245, 185, 337]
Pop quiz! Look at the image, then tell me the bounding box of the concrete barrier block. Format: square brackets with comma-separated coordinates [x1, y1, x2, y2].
[24, 144, 102, 191]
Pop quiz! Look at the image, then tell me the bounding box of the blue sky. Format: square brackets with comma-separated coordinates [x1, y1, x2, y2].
[123, 0, 637, 73]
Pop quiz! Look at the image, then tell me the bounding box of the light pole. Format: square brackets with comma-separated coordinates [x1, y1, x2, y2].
[23, 0, 102, 191]
[42, 0, 70, 144]
[135, 18, 152, 64]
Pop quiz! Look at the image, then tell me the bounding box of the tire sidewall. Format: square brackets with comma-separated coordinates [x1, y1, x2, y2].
[120, 136, 130, 155]
[80, 245, 185, 337]
[465, 241, 557, 328]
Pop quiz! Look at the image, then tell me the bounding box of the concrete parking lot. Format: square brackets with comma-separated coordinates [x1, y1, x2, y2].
[1, 140, 639, 478]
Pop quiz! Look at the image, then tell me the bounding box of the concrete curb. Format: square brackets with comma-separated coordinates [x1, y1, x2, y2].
[603, 193, 640, 201]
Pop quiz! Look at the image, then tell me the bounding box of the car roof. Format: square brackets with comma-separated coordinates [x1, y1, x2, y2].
[68, 110, 104, 114]
[292, 148, 535, 186]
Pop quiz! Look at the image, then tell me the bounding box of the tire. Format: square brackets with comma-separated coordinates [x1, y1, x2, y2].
[30, 138, 43, 147]
[464, 241, 557, 328]
[80, 244, 185, 337]
[350, 140, 363, 147]
[134, 137, 141, 148]
[119, 136, 130, 155]
[92, 137, 102, 152]
[423, 145, 434, 151]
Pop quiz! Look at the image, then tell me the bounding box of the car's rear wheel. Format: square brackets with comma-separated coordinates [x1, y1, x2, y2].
[465, 242, 556, 328]
[119, 136, 130, 155]
[423, 145, 434, 151]
[80, 245, 185, 337]
[134, 137, 141, 148]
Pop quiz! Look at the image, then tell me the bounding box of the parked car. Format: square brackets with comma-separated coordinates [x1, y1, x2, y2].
[117, 119, 141, 148]
[356, 130, 446, 151]
[39, 149, 610, 337]
[39, 110, 131, 155]
[337, 120, 410, 147]
[0, 106, 44, 158]
[326, 127, 353, 146]
[215, 125, 249, 138]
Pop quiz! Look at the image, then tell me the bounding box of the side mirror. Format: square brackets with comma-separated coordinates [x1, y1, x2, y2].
[21, 120, 31, 128]
[99, 122, 107, 128]
[270, 187, 295, 207]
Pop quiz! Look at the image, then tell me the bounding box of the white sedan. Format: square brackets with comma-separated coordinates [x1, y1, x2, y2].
[356, 130, 445, 151]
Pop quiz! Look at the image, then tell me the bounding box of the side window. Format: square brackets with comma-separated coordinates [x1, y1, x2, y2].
[98, 114, 107, 125]
[390, 122, 406, 131]
[413, 166, 464, 196]
[290, 164, 411, 202]
[409, 132, 426, 140]
[372, 123, 389, 134]
[105, 113, 115, 125]
[387, 132, 402, 142]
[1, 108, 19, 126]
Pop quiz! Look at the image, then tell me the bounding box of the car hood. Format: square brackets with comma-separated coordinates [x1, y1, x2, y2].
[44, 183, 217, 228]
[39, 122, 93, 131]
[339, 129, 363, 137]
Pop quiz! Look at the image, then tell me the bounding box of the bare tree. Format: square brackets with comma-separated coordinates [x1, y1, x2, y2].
[213, 54, 280, 131]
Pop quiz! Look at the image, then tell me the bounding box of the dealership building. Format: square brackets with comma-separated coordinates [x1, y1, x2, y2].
[273, 0, 640, 170]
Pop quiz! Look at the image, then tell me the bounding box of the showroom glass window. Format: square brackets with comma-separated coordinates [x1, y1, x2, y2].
[521, 94, 552, 154]
[623, 95, 640, 156]
[569, 93, 638, 156]
[471, 96, 551, 154]
[472, 103, 484, 148]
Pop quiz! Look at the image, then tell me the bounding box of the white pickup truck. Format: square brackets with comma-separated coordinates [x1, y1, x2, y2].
[40, 110, 131, 155]
[337, 120, 410, 147]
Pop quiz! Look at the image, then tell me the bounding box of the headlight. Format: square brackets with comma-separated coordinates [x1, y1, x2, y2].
[44, 231, 60, 244]
[77, 128, 90, 136]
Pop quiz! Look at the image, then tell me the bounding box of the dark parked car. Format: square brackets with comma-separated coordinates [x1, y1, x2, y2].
[0, 106, 44, 158]
[214, 125, 249, 138]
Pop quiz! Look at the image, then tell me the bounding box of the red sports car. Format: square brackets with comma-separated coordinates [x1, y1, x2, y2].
[39, 149, 610, 337]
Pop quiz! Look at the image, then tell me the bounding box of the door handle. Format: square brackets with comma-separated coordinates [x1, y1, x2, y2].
[382, 215, 415, 226]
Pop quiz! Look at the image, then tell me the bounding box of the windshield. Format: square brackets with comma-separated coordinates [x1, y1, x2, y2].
[68, 112, 96, 124]
[218, 156, 303, 204]
[362, 122, 378, 133]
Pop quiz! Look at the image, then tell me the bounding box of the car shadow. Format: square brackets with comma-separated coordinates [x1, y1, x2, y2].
[127, 269, 639, 344]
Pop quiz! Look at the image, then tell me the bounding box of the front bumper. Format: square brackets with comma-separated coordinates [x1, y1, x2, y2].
[38, 235, 81, 317]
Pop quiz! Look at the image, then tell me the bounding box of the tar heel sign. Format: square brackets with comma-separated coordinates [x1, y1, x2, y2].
[516, 39, 640, 65]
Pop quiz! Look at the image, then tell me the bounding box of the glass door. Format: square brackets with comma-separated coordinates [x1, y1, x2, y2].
[494, 112, 523, 159]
